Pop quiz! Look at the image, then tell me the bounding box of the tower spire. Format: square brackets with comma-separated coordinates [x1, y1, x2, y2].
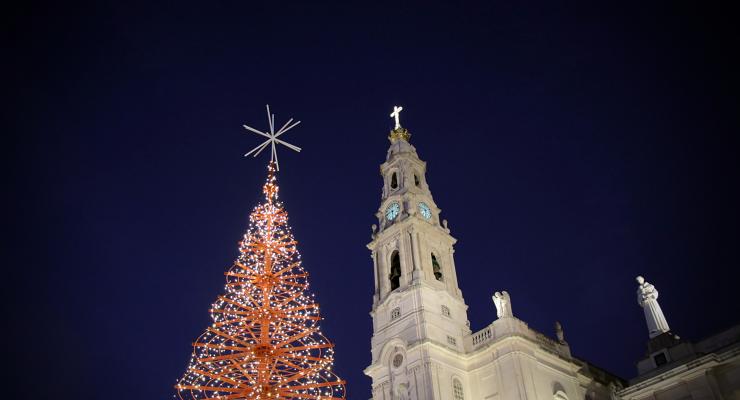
[371, 104, 465, 299]
[366, 106, 471, 399]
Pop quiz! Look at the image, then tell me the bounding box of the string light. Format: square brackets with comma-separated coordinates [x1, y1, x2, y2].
[176, 162, 346, 399]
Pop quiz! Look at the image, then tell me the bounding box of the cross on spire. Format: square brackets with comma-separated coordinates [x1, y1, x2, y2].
[390, 106, 403, 130]
[242, 105, 302, 171]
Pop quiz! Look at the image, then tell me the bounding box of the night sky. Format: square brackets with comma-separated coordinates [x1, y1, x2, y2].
[8, 1, 740, 399]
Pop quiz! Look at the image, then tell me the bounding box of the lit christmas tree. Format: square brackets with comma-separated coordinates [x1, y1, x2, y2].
[176, 107, 346, 399]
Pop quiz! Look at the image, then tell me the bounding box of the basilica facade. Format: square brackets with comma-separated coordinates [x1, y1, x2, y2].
[363, 114, 739, 400]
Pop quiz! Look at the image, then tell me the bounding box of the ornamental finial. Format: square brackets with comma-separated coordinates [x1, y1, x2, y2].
[388, 105, 411, 141]
[390, 106, 403, 129]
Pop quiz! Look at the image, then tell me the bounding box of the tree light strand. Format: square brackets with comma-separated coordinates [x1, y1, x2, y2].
[176, 162, 346, 400]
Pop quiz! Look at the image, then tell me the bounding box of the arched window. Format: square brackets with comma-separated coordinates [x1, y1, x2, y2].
[390, 172, 398, 189]
[453, 379, 464, 400]
[414, 174, 420, 187]
[389, 251, 401, 290]
[431, 253, 443, 281]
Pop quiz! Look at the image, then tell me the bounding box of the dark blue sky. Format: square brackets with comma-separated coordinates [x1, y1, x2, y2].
[8, 1, 739, 399]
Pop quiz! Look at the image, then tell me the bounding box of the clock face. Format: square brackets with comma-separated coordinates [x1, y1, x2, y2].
[418, 202, 432, 220]
[385, 202, 400, 221]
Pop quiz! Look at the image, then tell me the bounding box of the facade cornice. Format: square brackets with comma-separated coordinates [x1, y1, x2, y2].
[619, 344, 740, 397]
[367, 216, 457, 248]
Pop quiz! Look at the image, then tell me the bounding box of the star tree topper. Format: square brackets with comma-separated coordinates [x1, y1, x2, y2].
[243, 105, 301, 170]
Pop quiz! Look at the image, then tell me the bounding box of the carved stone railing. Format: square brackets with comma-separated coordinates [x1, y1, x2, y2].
[532, 331, 572, 359]
[533, 331, 560, 351]
[464, 318, 573, 356]
[471, 326, 493, 348]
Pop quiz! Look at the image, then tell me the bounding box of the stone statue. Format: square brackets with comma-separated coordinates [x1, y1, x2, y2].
[636, 276, 670, 338]
[555, 321, 565, 344]
[608, 381, 623, 400]
[492, 291, 513, 318]
[371, 224, 377, 239]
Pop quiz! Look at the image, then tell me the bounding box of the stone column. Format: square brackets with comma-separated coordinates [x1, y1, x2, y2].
[448, 247, 462, 297]
[378, 248, 389, 299]
[410, 230, 424, 281]
[401, 232, 413, 287]
[372, 251, 379, 304]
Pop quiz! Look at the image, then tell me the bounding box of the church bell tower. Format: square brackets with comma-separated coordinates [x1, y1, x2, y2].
[365, 106, 471, 400]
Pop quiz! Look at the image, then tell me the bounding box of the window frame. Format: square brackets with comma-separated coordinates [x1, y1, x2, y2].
[452, 378, 464, 400]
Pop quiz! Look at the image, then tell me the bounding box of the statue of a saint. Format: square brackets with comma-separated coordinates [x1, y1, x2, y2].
[555, 321, 565, 344]
[492, 291, 513, 318]
[636, 276, 671, 338]
[608, 381, 623, 400]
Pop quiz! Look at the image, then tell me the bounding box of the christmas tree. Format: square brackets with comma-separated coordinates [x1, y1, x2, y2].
[176, 107, 345, 399]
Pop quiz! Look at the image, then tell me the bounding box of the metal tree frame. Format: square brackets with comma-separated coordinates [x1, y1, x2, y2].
[176, 165, 346, 399]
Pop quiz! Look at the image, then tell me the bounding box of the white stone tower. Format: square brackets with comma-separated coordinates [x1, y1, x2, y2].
[364, 107, 625, 400]
[364, 109, 471, 400]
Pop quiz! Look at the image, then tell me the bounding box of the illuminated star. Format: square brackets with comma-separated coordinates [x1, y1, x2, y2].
[243, 105, 302, 171]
